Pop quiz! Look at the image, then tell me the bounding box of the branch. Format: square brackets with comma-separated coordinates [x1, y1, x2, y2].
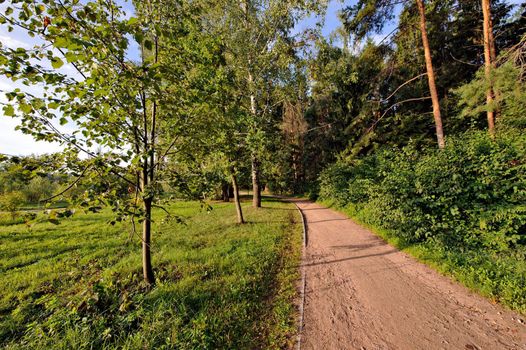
[303, 122, 336, 134]
[449, 52, 479, 67]
[367, 96, 432, 133]
[377, 73, 427, 103]
[40, 164, 91, 202]
[152, 203, 171, 216]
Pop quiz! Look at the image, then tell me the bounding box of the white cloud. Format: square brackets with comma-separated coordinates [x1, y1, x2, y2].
[0, 117, 62, 156]
[0, 33, 30, 49]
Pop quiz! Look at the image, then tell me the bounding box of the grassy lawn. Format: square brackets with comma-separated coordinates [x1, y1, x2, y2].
[0, 198, 302, 349]
[319, 200, 526, 314]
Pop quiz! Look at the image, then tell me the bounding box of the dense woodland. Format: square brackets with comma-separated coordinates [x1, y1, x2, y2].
[0, 0, 526, 346]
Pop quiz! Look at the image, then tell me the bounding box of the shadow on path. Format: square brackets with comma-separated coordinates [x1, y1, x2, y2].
[302, 249, 397, 267]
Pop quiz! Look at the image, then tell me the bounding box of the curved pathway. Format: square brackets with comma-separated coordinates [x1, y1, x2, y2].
[294, 199, 526, 350]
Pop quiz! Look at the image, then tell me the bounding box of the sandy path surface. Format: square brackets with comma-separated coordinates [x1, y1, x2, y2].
[294, 199, 526, 350]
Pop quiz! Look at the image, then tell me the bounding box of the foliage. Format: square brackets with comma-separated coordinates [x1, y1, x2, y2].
[0, 192, 25, 219]
[456, 51, 526, 130]
[21, 177, 56, 204]
[0, 199, 302, 349]
[0, 0, 233, 283]
[272, 0, 526, 194]
[0, 213, 26, 226]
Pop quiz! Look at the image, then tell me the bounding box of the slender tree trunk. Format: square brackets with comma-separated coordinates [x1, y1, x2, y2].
[138, 33, 157, 286]
[231, 172, 244, 224]
[142, 196, 155, 285]
[251, 155, 261, 208]
[416, 0, 445, 149]
[248, 69, 262, 208]
[242, 1, 262, 208]
[482, 0, 496, 134]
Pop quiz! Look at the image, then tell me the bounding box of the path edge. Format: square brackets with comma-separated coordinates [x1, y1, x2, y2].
[292, 200, 307, 350]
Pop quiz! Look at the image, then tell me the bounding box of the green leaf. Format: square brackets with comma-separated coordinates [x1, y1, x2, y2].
[127, 17, 139, 25]
[35, 4, 45, 15]
[3, 105, 14, 116]
[51, 57, 64, 69]
[20, 103, 32, 114]
[5, 7, 13, 16]
[64, 52, 79, 63]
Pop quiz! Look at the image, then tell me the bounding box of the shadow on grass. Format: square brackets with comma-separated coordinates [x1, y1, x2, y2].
[4, 241, 125, 272]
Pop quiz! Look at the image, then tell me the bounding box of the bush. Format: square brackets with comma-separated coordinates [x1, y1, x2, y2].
[0, 191, 25, 219]
[319, 130, 526, 251]
[21, 176, 55, 203]
[318, 162, 354, 207]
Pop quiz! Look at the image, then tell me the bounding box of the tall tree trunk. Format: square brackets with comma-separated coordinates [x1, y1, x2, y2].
[248, 69, 262, 208]
[416, 0, 445, 149]
[482, 0, 496, 134]
[242, 1, 262, 208]
[231, 172, 244, 224]
[251, 155, 261, 208]
[142, 196, 155, 285]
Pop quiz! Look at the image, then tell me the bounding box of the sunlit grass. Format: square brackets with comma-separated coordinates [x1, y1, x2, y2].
[0, 198, 302, 349]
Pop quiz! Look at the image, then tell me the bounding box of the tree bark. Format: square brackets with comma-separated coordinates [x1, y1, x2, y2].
[482, 0, 496, 135]
[142, 197, 155, 285]
[243, 1, 262, 208]
[247, 68, 262, 208]
[416, 0, 445, 149]
[231, 172, 245, 224]
[251, 155, 261, 208]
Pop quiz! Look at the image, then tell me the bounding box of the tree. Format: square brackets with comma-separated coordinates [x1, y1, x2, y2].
[482, 0, 496, 134]
[0, 191, 25, 219]
[343, 0, 445, 148]
[205, 0, 324, 207]
[456, 34, 526, 130]
[416, 0, 445, 148]
[0, 0, 205, 285]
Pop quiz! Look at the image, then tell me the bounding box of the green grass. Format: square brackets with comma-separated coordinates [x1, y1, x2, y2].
[318, 199, 526, 314]
[0, 213, 25, 226]
[18, 201, 70, 210]
[0, 198, 302, 349]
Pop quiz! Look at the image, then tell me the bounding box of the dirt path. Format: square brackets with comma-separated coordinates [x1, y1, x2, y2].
[294, 199, 526, 350]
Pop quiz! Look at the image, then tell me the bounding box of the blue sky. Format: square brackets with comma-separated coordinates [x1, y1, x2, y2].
[0, 0, 523, 156]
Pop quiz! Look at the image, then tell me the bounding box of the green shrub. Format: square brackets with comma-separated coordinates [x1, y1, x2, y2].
[320, 130, 526, 250]
[0, 213, 25, 226]
[318, 162, 354, 207]
[21, 176, 56, 203]
[0, 191, 25, 219]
